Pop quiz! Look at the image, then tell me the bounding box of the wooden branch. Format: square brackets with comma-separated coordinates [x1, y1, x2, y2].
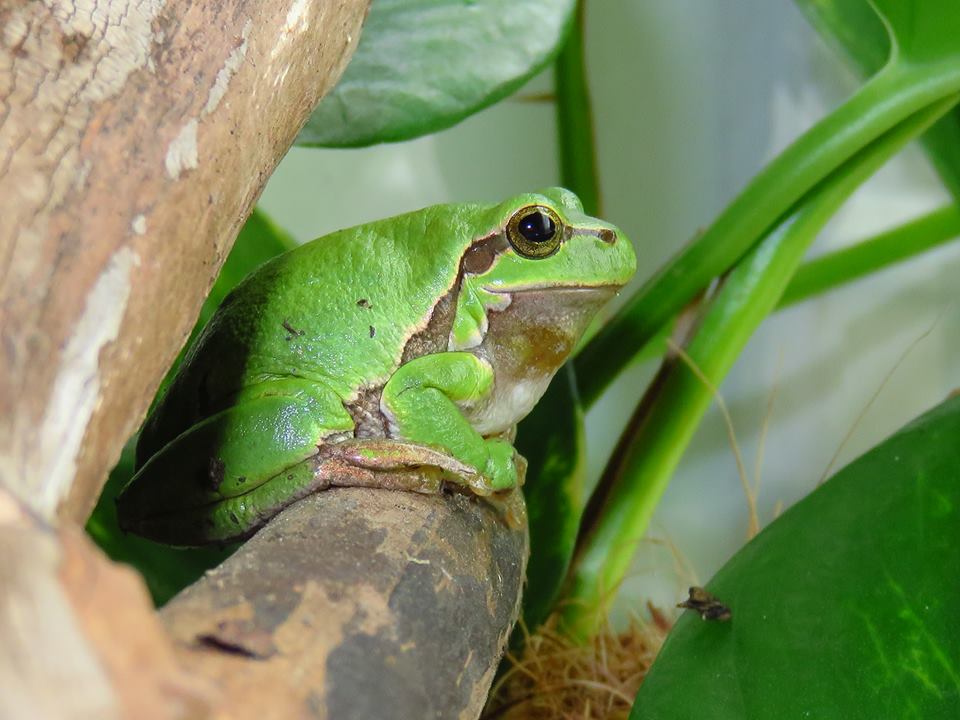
[0, 2, 370, 716]
[161, 487, 529, 720]
[0, 0, 369, 524]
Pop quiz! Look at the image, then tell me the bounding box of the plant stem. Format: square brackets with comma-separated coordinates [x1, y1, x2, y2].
[575, 61, 960, 409]
[560, 95, 959, 641]
[555, 0, 601, 216]
[779, 203, 960, 307]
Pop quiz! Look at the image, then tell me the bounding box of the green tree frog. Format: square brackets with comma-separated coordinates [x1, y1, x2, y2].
[117, 188, 636, 545]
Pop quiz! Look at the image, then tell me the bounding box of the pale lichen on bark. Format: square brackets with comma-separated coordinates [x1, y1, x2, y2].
[164, 118, 198, 180]
[205, 19, 252, 115]
[275, 0, 314, 59]
[35, 246, 138, 516]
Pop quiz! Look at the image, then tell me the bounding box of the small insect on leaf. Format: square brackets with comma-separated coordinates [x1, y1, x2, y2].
[282, 319, 305, 340]
[678, 586, 732, 622]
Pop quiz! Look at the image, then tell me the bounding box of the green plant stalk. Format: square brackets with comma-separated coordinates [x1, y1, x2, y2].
[778, 202, 960, 307]
[555, 0, 600, 217]
[560, 95, 959, 640]
[575, 60, 960, 409]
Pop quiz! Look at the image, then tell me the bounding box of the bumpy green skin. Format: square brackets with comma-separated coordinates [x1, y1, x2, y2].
[118, 188, 636, 545]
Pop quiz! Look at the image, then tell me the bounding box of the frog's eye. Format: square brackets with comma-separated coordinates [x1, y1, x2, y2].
[506, 205, 563, 259]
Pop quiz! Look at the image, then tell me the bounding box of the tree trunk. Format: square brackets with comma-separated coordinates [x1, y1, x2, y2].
[0, 2, 370, 716]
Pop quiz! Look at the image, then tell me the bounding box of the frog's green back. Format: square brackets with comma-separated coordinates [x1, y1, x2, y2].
[144, 202, 492, 455]
[241, 203, 492, 393]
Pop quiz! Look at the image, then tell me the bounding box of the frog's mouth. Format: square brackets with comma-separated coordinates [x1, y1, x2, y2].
[485, 283, 623, 297]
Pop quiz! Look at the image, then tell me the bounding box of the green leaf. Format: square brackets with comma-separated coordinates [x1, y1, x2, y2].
[87, 207, 295, 605]
[554, 0, 600, 217]
[794, 0, 889, 74]
[516, 364, 586, 631]
[797, 0, 960, 200]
[875, 0, 960, 62]
[630, 395, 960, 719]
[298, 0, 576, 148]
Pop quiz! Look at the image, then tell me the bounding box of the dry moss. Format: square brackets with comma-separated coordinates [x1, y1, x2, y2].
[484, 605, 671, 719]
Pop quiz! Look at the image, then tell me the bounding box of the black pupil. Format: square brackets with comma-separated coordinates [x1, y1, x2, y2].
[518, 211, 556, 243]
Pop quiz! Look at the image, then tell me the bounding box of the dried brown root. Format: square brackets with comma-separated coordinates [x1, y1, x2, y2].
[484, 604, 671, 720]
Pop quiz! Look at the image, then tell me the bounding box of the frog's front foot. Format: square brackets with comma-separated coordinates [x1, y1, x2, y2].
[482, 438, 519, 492]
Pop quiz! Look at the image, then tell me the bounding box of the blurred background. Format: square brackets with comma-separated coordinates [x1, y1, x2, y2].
[259, 0, 960, 615]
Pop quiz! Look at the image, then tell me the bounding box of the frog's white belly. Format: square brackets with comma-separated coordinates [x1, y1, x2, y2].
[468, 373, 554, 435]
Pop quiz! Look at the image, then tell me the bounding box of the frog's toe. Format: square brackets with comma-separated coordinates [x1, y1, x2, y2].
[483, 438, 518, 491]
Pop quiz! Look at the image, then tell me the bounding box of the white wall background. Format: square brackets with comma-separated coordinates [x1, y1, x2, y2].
[259, 1, 960, 617]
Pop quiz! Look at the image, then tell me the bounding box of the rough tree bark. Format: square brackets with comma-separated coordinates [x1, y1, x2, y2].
[161, 489, 528, 720]
[0, 1, 369, 717]
[0, 2, 529, 718]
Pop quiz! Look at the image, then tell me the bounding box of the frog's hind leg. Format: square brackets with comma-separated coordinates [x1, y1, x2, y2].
[125, 432, 525, 546]
[126, 454, 336, 546]
[126, 440, 461, 546]
[117, 377, 352, 545]
[190, 438, 521, 543]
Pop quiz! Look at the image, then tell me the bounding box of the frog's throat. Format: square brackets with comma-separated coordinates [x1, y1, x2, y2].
[461, 286, 616, 435]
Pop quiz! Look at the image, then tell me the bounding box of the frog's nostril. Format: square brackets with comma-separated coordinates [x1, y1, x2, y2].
[598, 228, 616, 244]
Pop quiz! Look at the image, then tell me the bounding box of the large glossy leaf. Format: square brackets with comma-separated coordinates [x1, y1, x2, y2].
[298, 0, 575, 147]
[87, 208, 295, 605]
[516, 364, 586, 631]
[631, 395, 960, 719]
[796, 0, 960, 200]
